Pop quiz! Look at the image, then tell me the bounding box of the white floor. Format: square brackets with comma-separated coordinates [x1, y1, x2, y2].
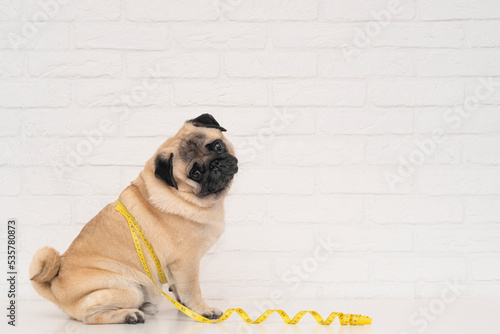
[3, 298, 499, 334]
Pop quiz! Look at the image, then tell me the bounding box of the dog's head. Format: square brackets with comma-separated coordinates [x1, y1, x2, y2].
[150, 114, 238, 205]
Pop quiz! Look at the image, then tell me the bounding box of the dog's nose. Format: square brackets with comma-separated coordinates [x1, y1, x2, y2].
[210, 160, 220, 170]
[210, 158, 238, 174]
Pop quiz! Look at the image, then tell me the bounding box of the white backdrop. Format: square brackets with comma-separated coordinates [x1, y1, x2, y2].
[1, 0, 500, 302]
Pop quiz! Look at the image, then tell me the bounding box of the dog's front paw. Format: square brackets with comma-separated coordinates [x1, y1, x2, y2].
[201, 307, 223, 320]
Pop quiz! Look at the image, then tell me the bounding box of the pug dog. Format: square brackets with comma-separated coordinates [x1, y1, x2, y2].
[29, 114, 238, 324]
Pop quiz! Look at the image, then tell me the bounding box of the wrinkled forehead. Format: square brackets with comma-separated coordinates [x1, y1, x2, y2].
[177, 131, 220, 163]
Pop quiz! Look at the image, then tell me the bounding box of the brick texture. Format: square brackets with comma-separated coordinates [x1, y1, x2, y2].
[1, 0, 499, 301]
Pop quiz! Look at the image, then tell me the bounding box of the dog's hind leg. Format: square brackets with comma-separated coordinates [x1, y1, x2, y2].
[81, 288, 145, 324]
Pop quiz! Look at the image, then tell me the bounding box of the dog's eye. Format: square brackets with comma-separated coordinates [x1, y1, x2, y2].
[213, 141, 224, 153]
[190, 168, 201, 181]
[190, 169, 202, 181]
[189, 163, 203, 181]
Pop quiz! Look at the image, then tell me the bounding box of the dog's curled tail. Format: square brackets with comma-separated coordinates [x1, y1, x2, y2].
[29, 247, 60, 303]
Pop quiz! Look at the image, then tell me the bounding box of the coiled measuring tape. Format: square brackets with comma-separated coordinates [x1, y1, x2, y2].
[115, 200, 372, 326]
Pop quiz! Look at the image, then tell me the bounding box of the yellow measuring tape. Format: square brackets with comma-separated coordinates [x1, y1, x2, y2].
[115, 200, 372, 326]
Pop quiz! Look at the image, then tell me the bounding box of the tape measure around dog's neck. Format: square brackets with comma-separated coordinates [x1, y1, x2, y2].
[114, 199, 372, 326]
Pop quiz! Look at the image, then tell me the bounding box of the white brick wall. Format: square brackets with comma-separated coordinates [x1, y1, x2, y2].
[0, 0, 499, 302]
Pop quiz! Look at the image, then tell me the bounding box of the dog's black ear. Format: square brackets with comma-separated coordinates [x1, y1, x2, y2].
[154, 153, 178, 190]
[188, 113, 226, 132]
